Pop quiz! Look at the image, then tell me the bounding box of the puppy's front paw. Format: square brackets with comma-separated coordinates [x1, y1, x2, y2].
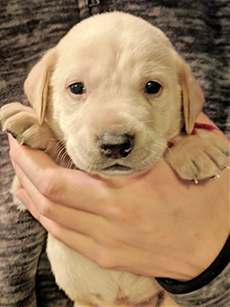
[165, 130, 229, 182]
[0, 102, 62, 161]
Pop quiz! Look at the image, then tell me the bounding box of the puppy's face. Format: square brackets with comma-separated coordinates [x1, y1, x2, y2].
[25, 13, 204, 177]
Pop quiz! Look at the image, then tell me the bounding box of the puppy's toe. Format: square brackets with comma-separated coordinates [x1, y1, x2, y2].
[2, 111, 38, 143]
[165, 132, 229, 182]
[20, 123, 57, 151]
[0, 102, 35, 126]
[191, 147, 228, 180]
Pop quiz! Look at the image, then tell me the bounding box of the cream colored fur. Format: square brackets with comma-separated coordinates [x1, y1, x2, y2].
[0, 12, 229, 307]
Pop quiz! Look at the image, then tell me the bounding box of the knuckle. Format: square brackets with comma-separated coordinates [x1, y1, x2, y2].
[93, 232, 120, 269]
[94, 249, 116, 269]
[105, 201, 125, 221]
[37, 169, 61, 198]
[107, 204, 141, 226]
[48, 225, 63, 243]
[96, 225, 118, 249]
[38, 197, 55, 218]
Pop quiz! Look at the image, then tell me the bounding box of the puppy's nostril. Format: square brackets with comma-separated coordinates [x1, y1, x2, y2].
[99, 133, 134, 159]
[101, 142, 132, 158]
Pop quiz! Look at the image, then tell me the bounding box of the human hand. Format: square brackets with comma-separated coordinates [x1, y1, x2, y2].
[8, 113, 230, 281]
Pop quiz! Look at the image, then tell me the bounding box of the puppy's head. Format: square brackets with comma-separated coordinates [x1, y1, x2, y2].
[24, 12, 204, 177]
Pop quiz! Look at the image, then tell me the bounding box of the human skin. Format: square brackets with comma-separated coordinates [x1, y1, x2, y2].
[8, 113, 230, 281]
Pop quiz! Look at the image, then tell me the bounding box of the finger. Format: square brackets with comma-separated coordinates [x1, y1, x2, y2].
[15, 187, 116, 268]
[8, 133, 108, 214]
[15, 184, 162, 275]
[14, 169, 107, 239]
[16, 188, 42, 220]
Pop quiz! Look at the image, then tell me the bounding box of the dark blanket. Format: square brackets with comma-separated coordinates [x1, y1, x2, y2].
[0, 1, 229, 306]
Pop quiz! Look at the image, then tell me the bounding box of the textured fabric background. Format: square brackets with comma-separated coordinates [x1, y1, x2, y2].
[0, 1, 229, 306]
[1, 2, 80, 306]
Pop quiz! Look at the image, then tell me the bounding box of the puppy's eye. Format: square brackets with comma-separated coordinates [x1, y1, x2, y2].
[145, 81, 162, 94]
[69, 82, 85, 95]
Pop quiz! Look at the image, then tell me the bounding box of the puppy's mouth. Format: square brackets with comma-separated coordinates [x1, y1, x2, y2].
[100, 163, 152, 178]
[96, 163, 134, 177]
[102, 164, 132, 172]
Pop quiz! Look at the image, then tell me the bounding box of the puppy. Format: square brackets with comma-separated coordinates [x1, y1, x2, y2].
[1, 12, 229, 307]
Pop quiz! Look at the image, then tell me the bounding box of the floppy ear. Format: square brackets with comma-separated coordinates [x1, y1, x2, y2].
[176, 56, 205, 134]
[24, 48, 57, 125]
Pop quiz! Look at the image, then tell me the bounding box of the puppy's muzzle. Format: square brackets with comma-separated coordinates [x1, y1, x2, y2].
[99, 132, 134, 159]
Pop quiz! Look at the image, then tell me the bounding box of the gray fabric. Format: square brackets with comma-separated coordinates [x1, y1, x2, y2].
[1, 2, 80, 305]
[169, 261, 230, 307]
[0, 0, 229, 306]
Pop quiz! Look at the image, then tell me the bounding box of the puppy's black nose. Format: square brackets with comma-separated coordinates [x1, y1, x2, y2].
[99, 133, 134, 159]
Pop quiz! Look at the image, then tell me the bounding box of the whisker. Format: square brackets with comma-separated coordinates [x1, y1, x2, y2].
[57, 145, 67, 161]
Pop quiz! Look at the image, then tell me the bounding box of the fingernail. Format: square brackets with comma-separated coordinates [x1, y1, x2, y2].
[7, 132, 17, 144]
[7, 132, 13, 141]
[7, 130, 17, 138]
[11, 159, 16, 169]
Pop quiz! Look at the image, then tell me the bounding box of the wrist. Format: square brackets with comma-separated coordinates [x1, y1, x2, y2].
[156, 233, 230, 294]
[152, 164, 230, 282]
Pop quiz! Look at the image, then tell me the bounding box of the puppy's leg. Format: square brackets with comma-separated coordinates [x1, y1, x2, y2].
[0, 102, 65, 164]
[0, 102, 70, 210]
[165, 129, 229, 182]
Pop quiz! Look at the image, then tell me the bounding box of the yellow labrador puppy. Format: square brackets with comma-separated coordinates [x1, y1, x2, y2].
[1, 12, 229, 307]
